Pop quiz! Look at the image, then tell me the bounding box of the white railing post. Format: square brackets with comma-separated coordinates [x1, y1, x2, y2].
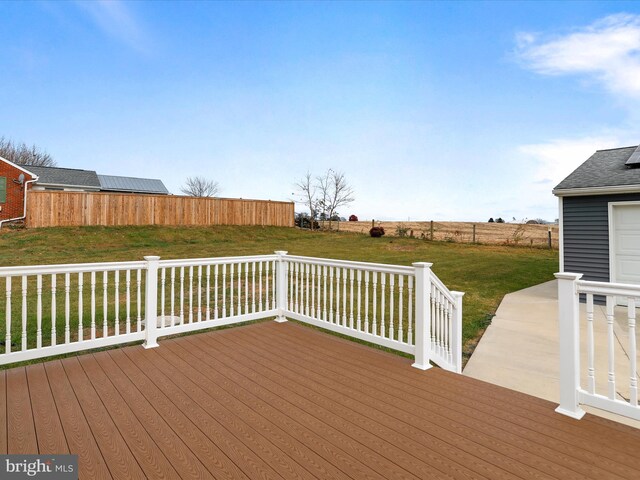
[451, 291, 464, 374]
[144, 256, 160, 349]
[555, 272, 585, 419]
[412, 262, 433, 370]
[274, 251, 288, 323]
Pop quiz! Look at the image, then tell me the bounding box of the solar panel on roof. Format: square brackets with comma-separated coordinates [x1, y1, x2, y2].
[625, 145, 640, 167]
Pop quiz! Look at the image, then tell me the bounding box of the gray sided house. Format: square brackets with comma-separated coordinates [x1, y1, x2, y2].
[554, 145, 640, 286]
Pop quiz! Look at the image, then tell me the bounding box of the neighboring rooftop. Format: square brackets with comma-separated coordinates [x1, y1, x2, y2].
[554, 145, 640, 192]
[98, 174, 169, 195]
[26, 165, 101, 189]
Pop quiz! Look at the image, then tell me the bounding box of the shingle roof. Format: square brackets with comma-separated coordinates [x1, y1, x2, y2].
[27, 165, 101, 189]
[554, 145, 640, 191]
[98, 174, 169, 195]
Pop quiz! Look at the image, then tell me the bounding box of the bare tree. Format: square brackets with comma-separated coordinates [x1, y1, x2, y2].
[326, 170, 354, 229]
[180, 176, 220, 197]
[0, 137, 57, 167]
[316, 169, 354, 229]
[295, 172, 318, 229]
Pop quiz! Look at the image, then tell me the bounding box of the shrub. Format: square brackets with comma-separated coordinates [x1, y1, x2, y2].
[348, 214, 358, 221]
[488, 218, 494, 223]
[369, 226, 385, 238]
[496, 217, 505, 223]
[395, 226, 409, 237]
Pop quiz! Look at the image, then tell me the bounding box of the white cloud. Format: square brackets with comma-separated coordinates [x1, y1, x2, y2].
[517, 14, 640, 98]
[519, 135, 622, 187]
[76, 1, 150, 54]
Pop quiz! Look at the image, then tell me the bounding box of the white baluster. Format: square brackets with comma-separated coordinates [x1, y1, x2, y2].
[389, 274, 395, 340]
[237, 263, 242, 315]
[189, 265, 194, 323]
[259, 262, 263, 312]
[170, 267, 175, 323]
[102, 271, 107, 338]
[335, 267, 341, 323]
[244, 262, 249, 314]
[295, 262, 300, 313]
[126, 270, 131, 334]
[77, 273, 83, 341]
[606, 297, 616, 400]
[251, 262, 256, 313]
[5, 277, 11, 353]
[408, 276, 413, 345]
[136, 269, 142, 332]
[214, 264, 219, 319]
[22, 275, 28, 350]
[90, 272, 96, 340]
[398, 275, 404, 343]
[206, 265, 211, 321]
[305, 263, 310, 317]
[222, 264, 227, 317]
[36, 275, 43, 349]
[180, 266, 185, 322]
[364, 271, 370, 333]
[628, 298, 637, 406]
[114, 270, 120, 335]
[329, 267, 334, 323]
[230, 263, 235, 317]
[586, 294, 595, 394]
[372, 272, 378, 335]
[51, 274, 57, 346]
[380, 273, 386, 337]
[322, 265, 327, 322]
[197, 265, 202, 322]
[342, 268, 347, 327]
[161, 268, 166, 327]
[349, 269, 354, 329]
[356, 270, 362, 331]
[310, 264, 315, 318]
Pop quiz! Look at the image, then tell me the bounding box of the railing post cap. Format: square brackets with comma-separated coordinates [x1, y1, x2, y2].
[554, 272, 583, 281]
[144, 255, 161, 262]
[412, 262, 433, 268]
[451, 291, 465, 298]
[274, 250, 288, 256]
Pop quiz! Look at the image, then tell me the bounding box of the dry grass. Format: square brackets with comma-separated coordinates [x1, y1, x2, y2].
[336, 221, 559, 248]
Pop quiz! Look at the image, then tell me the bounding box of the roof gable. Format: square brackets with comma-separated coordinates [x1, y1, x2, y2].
[553, 146, 640, 194]
[0, 156, 38, 179]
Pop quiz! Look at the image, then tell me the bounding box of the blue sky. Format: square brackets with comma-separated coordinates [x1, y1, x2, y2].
[2, 1, 640, 221]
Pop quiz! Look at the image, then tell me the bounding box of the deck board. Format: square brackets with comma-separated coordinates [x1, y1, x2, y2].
[6, 367, 37, 454]
[3, 321, 640, 479]
[26, 364, 68, 455]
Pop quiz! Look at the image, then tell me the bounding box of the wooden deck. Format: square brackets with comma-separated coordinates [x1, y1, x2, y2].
[2, 321, 640, 480]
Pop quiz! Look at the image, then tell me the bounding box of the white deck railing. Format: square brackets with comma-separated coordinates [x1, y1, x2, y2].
[0, 251, 463, 372]
[556, 273, 640, 421]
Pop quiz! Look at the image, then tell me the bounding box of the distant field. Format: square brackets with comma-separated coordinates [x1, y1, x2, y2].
[0, 225, 558, 363]
[337, 221, 559, 248]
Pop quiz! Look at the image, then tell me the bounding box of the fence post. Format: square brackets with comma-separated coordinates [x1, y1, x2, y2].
[143, 256, 160, 349]
[555, 272, 585, 419]
[274, 250, 288, 323]
[451, 291, 465, 373]
[412, 262, 433, 370]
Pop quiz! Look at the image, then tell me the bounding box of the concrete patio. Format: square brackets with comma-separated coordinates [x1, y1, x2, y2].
[463, 280, 640, 429]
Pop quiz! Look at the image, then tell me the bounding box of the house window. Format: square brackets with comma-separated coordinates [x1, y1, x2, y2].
[0, 177, 6, 203]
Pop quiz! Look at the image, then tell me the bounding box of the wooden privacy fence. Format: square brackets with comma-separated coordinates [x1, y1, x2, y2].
[25, 191, 294, 228]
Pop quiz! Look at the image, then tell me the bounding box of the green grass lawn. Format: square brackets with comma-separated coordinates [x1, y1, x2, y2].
[0, 225, 558, 363]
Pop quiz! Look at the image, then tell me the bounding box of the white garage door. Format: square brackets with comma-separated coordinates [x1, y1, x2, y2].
[612, 203, 640, 286]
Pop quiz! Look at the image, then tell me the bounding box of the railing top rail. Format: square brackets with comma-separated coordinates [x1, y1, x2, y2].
[158, 254, 278, 268]
[577, 279, 640, 298]
[430, 272, 457, 304]
[283, 254, 415, 275]
[0, 260, 147, 277]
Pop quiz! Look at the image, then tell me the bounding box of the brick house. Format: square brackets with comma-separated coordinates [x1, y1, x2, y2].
[0, 156, 38, 224]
